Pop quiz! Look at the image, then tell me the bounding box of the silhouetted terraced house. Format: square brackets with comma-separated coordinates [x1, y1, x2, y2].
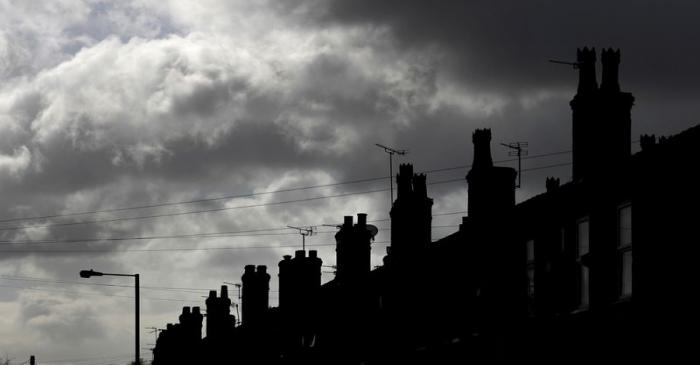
[152, 306, 203, 365]
[152, 48, 699, 363]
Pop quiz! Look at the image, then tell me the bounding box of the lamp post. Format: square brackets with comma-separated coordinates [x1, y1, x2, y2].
[80, 269, 140, 365]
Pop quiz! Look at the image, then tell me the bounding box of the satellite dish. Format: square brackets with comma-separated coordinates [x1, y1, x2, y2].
[366, 224, 378, 240]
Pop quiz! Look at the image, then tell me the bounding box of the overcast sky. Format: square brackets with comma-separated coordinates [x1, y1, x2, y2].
[1, 1, 698, 363]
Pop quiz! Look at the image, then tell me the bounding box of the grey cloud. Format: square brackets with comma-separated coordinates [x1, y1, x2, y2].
[20, 298, 58, 322]
[19, 296, 107, 345]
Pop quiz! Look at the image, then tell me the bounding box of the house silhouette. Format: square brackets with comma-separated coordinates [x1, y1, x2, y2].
[152, 48, 700, 364]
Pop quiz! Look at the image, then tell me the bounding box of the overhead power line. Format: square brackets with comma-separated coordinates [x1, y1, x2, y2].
[0, 211, 467, 247]
[0, 160, 570, 233]
[36, 354, 134, 364]
[0, 150, 573, 225]
[0, 227, 301, 245]
[0, 227, 465, 254]
[0, 283, 202, 303]
[0, 275, 211, 293]
[0, 188, 387, 232]
[0, 275, 284, 295]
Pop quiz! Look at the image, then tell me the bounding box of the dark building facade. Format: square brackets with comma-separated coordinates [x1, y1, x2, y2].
[152, 48, 699, 363]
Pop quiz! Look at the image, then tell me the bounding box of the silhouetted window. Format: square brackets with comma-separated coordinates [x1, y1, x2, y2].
[560, 228, 566, 253]
[618, 204, 632, 297]
[526, 239, 535, 315]
[576, 218, 590, 308]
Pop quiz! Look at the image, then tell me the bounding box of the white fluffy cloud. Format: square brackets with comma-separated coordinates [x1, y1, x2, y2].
[0, 2, 450, 362]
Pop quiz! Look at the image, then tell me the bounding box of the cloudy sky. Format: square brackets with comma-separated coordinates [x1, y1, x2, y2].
[1, 0, 698, 363]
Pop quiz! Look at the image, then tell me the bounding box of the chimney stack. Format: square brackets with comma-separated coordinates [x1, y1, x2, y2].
[277, 249, 322, 323]
[205, 287, 233, 339]
[242, 264, 271, 327]
[466, 129, 517, 219]
[571, 47, 634, 181]
[335, 213, 373, 283]
[192, 306, 203, 340]
[472, 129, 494, 170]
[396, 164, 414, 200]
[546, 177, 561, 193]
[389, 163, 434, 257]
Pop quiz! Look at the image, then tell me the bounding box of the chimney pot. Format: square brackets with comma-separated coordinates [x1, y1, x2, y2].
[546, 177, 561, 192]
[357, 213, 367, 226]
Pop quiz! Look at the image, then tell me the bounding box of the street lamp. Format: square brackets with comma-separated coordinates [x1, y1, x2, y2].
[80, 269, 140, 365]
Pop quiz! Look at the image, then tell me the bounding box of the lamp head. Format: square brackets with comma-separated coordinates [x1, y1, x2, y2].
[80, 269, 103, 278]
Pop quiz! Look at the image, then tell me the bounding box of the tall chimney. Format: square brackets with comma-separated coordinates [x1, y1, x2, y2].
[335, 213, 372, 283]
[205, 290, 217, 338]
[396, 164, 414, 201]
[466, 128, 517, 219]
[179, 306, 191, 326]
[412, 173, 432, 246]
[390, 164, 434, 258]
[192, 306, 203, 340]
[278, 255, 292, 311]
[279, 249, 322, 326]
[472, 129, 494, 170]
[308, 250, 322, 288]
[571, 47, 634, 181]
[257, 265, 270, 315]
[241, 265, 256, 326]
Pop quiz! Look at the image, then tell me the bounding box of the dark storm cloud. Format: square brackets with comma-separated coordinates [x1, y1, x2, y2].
[321, 0, 700, 95]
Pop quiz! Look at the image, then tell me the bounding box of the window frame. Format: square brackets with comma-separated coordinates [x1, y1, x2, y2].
[575, 217, 590, 310]
[617, 203, 633, 298]
[526, 239, 536, 316]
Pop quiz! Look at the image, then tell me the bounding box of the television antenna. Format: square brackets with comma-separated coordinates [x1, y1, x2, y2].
[223, 282, 242, 299]
[548, 59, 580, 70]
[500, 142, 528, 188]
[287, 225, 314, 251]
[146, 327, 163, 345]
[375, 144, 408, 206]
